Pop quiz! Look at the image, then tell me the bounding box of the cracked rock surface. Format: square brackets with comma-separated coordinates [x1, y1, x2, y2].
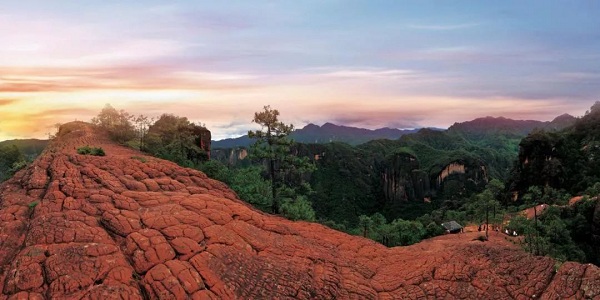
[0, 122, 599, 299]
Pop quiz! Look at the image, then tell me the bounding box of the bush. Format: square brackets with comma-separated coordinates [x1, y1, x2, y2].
[77, 145, 92, 155]
[279, 196, 316, 221]
[91, 147, 105, 156]
[10, 160, 28, 173]
[77, 146, 106, 156]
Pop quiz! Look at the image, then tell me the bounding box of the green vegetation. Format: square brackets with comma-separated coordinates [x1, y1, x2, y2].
[86, 102, 599, 266]
[508, 199, 597, 264]
[145, 114, 209, 167]
[92, 104, 209, 168]
[351, 213, 432, 247]
[248, 105, 316, 215]
[91, 104, 137, 144]
[76, 145, 106, 156]
[0, 144, 27, 182]
[0, 139, 48, 161]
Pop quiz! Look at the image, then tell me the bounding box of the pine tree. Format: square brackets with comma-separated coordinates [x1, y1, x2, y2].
[248, 105, 315, 214]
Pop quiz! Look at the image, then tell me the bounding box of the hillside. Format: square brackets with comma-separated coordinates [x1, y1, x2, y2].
[0, 139, 48, 160]
[0, 121, 598, 299]
[212, 123, 426, 148]
[510, 102, 600, 196]
[448, 114, 576, 138]
[210, 115, 576, 223]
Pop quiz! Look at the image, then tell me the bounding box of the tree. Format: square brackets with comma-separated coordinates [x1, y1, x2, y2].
[279, 196, 316, 221]
[248, 105, 315, 213]
[228, 166, 273, 212]
[358, 215, 374, 237]
[0, 145, 26, 182]
[145, 114, 208, 167]
[91, 104, 136, 144]
[471, 179, 504, 239]
[522, 186, 543, 254]
[132, 114, 155, 151]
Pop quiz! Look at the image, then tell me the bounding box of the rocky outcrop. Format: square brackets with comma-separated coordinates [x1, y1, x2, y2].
[436, 163, 466, 186]
[211, 148, 248, 166]
[381, 155, 487, 203]
[381, 152, 431, 203]
[0, 122, 598, 299]
[194, 127, 211, 160]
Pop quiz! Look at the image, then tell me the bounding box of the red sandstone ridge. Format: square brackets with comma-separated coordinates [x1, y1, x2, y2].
[0, 122, 599, 299]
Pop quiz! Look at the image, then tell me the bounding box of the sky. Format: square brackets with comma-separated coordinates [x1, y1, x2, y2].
[1, 1, 599, 141]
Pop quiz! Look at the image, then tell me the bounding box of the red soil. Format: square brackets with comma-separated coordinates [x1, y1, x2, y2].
[0, 122, 598, 299]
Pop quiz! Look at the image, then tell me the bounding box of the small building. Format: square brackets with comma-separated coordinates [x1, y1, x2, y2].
[441, 221, 463, 234]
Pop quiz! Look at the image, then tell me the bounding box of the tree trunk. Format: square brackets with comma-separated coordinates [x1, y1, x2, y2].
[485, 203, 489, 239]
[270, 158, 278, 213]
[534, 205, 538, 255]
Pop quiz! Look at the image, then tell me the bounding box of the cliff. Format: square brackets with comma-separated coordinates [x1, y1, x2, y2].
[0, 122, 598, 299]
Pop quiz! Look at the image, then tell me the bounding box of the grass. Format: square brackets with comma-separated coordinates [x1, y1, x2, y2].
[77, 145, 106, 156]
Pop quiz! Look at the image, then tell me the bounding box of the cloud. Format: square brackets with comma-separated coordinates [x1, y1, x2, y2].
[329, 114, 422, 129]
[408, 23, 480, 31]
[319, 68, 417, 79]
[0, 99, 18, 106]
[556, 72, 600, 81]
[0, 106, 97, 140]
[0, 65, 259, 92]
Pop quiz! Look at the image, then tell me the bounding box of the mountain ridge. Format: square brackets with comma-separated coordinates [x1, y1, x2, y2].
[213, 115, 576, 149]
[213, 122, 425, 148]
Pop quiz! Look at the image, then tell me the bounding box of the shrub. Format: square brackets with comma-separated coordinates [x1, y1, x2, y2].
[77, 145, 92, 155]
[91, 147, 105, 156]
[77, 146, 106, 156]
[10, 160, 28, 173]
[279, 196, 316, 221]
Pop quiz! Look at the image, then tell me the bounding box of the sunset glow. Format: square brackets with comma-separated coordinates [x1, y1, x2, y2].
[1, 1, 599, 140]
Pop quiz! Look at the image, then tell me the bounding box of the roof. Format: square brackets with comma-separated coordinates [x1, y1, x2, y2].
[441, 221, 463, 231]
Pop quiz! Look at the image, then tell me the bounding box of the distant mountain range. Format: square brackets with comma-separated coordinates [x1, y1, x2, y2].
[212, 115, 576, 149]
[447, 114, 577, 137]
[212, 123, 441, 148]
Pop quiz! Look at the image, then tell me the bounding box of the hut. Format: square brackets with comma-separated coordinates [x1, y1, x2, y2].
[441, 221, 463, 234]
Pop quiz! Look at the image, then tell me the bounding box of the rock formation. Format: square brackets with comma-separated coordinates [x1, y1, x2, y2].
[0, 122, 599, 299]
[193, 127, 211, 160]
[211, 148, 248, 166]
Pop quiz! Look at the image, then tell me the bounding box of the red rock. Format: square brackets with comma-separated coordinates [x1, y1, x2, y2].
[0, 121, 598, 299]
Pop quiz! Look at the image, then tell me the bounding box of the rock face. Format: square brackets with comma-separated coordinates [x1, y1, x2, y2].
[194, 127, 211, 160]
[211, 148, 248, 166]
[0, 122, 599, 299]
[381, 153, 488, 203]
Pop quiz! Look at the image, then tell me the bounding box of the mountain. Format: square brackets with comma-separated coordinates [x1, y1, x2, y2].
[213, 116, 576, 149]
[212, 123, 430, 148]
[211, 114, 577, 223]
[448, 115, 576, 138]
[0, 121, 597, 298]
[509, 106, 600, 196]
[291, 122, 422, 145]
